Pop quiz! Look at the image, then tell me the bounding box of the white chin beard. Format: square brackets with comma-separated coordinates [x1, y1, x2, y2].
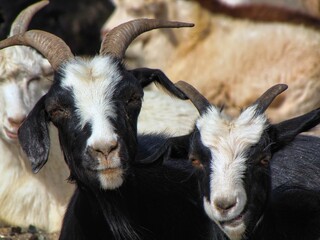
[222, 221, 246, 240]
[98, 168, 124, 190]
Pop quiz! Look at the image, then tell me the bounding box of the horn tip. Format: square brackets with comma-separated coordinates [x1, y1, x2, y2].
[175, 80, 190, 88]
[174, 22, 195, 28]
[275, 83, 288, 92]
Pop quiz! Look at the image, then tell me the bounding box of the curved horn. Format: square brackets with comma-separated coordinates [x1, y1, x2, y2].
[10, 0, 49, 36]
[251, 84, 288, 115]
[0, 30, 74, 70]
[100, 18, 194, 59]
[175, 81, 211, 115]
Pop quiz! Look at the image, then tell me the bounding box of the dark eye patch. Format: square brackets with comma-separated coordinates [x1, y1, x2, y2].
[48, 107, 70, 119]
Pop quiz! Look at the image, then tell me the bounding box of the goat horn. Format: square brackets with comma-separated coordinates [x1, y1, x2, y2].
[175, 81, 211, 114]
[100, 18, 194, 59]
[10, 0, 49, 36]
[251, 84, 288, 114]
[0, 30, 74, 70]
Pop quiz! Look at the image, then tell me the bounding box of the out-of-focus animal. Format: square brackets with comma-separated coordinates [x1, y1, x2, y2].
[0, 1, 74, 232]
[138, 90, 198, 134]
[101, 0, 211, 70]
[102, 0, 320, 130]
[0, 0, 114, 55]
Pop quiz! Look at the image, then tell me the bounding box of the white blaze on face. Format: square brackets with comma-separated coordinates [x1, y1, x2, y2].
[197, 105, 267, 239]
[61, 56, 124, 189]
[61, 56, 121, 142]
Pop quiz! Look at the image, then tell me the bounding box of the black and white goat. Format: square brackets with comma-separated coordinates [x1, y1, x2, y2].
[0, 19, 220, 240]
[143, 81, 320, 240]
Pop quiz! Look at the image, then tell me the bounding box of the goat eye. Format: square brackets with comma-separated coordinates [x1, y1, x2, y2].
[127, 95, 142, 105]
[49, 108, 68, 119]
[260, 157, 270, 167]
[190, 158, 204, 169]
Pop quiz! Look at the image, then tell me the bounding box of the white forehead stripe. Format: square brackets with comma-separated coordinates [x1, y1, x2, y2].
[197, 105, 267, 199]
[61, 56, 122, 141]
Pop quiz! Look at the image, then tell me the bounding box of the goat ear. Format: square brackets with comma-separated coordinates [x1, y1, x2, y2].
[18, 95, 50, 173]
[270, 108, 320, 151]
[129, 68, 188, 100]
[135, 134, 190, 166]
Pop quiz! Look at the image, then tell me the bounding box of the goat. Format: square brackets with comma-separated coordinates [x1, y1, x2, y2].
[142, 81, 320, 240]
[177, 82, 320, 239]
[102, 0, 320, 128]
[0, 1, 74, 232]
[0, 18, 220, 240]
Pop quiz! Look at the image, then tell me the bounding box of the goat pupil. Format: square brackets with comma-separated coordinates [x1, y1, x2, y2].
[260, 158, 269, 167]
[191, 159, 203, 168]
[50, 108, 64, 118]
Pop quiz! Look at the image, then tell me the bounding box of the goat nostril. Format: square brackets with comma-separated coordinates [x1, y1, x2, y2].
[214, 198, 237, 212]
[89, 140, 119, 157]
[8, 116, 26, 127]
[108, 140, 118, 153]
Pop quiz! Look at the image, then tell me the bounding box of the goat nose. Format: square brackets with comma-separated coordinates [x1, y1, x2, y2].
[214, 197, 237, 212]
[90, 140, 119, 157]
[8, 115, 26, 128]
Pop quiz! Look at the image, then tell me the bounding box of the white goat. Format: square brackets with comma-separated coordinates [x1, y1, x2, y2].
[0, 1, 73, 232]
[102, 0, 320, 134]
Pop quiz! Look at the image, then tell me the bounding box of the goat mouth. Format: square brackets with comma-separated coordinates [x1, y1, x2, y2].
[95, 167, 122, 175]
[100, 168, 121, 174]
[220, 212, 245, 228]
[4, 127, 18, 139]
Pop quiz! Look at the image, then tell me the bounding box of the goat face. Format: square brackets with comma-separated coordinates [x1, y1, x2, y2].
[0, 18, 192, 190]
[173, 81, 320, 240]
[195, 105, 270, 240]
[0, 47, 52, 143]
[20, 56, 143, 190]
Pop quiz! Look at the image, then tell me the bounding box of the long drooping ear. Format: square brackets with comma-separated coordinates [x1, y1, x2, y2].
[129, 68, 187, 100]
[270, 108, 320, 151]
[135, 134, 190, 166]
[18, 95, 50, 173]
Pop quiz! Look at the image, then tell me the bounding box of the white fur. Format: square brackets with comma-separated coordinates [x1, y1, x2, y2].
[61, 56, 126, 189]
[0, 44, 73, 232]
[98, 168, 124, 190]
[138, 88, 198, 135]
[197, 105, 267, 239]
[61, 56, 120, 133]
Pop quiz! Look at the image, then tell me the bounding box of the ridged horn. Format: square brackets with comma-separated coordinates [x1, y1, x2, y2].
[175, 81, 211, 115]
[10, 0, 49, 36]
[251, 84, 288, 115]
[0, 30, 74, 70]
[100, 18, 194, 59]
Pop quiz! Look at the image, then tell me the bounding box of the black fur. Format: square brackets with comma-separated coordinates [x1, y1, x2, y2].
[250, 185, 320, 240]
